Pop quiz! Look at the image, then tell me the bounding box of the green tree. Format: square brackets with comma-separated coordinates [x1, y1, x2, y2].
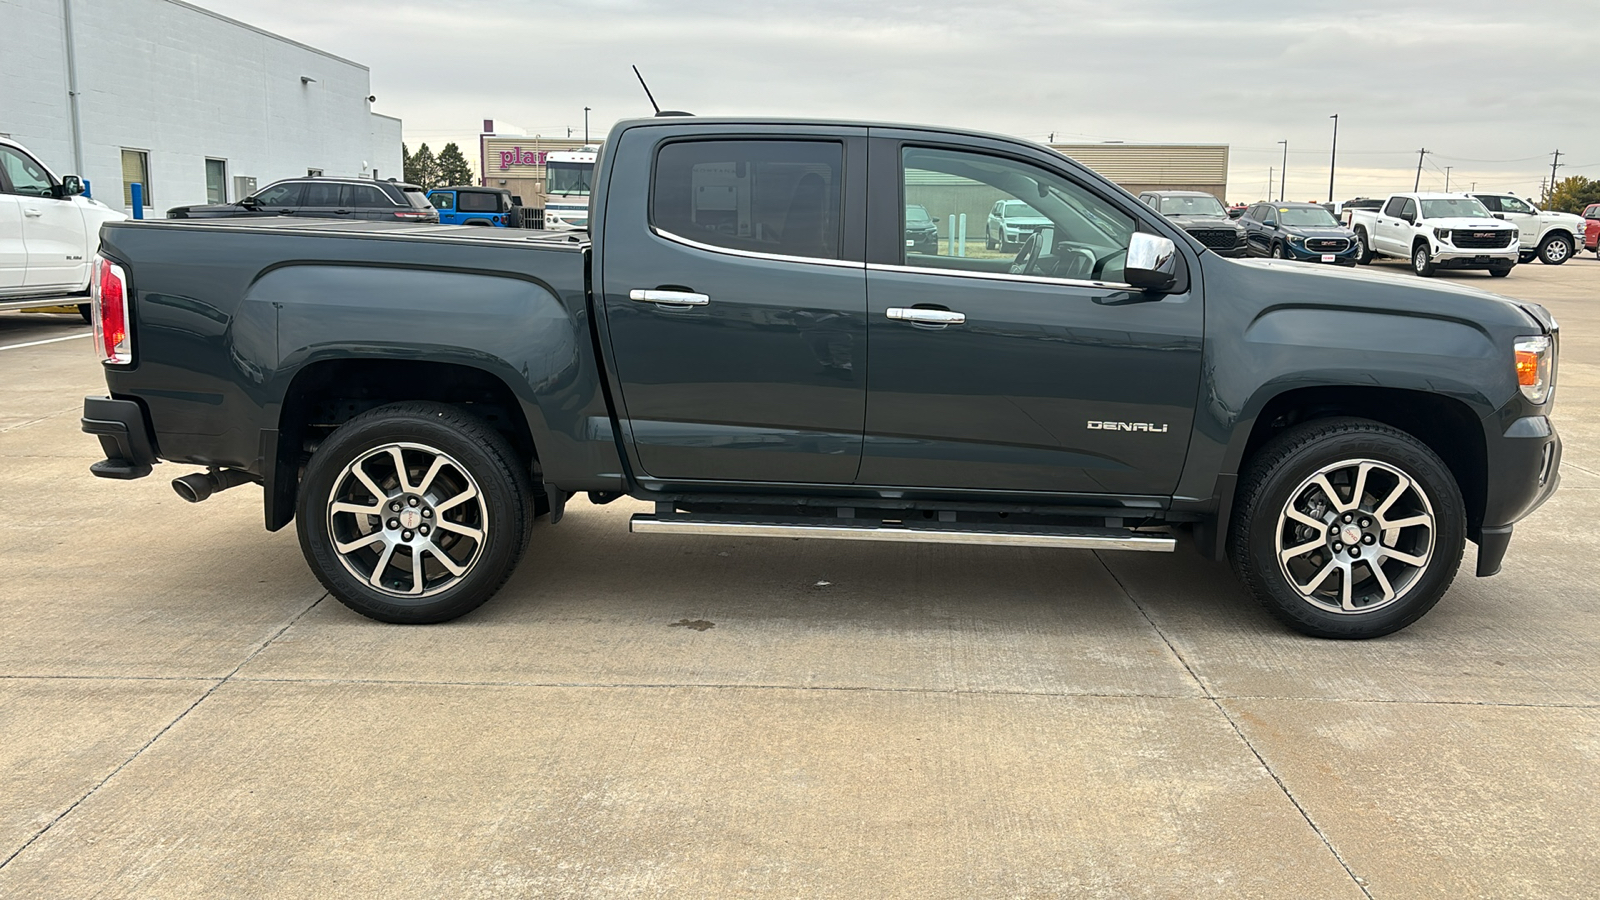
[1547, 176, 1600, 214]
[404, 142, 440, 189]
[436, 142, 474, 187]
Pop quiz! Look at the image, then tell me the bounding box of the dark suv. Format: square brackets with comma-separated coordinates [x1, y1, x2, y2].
[1239, 201, 1360, 265]
[904, 204, 939, 254]
[1138, 191, 1247, 257]
[166, 178, 438, 223]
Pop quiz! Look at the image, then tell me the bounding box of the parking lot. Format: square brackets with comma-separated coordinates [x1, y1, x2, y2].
[1, 256, 1597, 898]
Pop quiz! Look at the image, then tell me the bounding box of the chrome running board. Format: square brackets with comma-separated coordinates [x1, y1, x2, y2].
[629, 514, 1175, 552]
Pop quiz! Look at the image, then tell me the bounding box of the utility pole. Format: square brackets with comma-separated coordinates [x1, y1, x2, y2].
[1327, 114, 1338, 204]
[1278, 140, 1288, 201]
[566, 127, 572, 138]
[584, 107, 591, 144]
[1547, 149, 1564, 204]
[1048, 132, 1055, 143]
[1444, 166, 1452, 191]
[1414, 148, 1428, 191]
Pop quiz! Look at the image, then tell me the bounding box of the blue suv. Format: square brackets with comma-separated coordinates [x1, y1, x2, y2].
[426, 186, 523, 227]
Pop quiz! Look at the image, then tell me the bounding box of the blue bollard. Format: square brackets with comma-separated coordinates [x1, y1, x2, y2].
[82, 178, 92, 199]
[131, 183, 143, 219]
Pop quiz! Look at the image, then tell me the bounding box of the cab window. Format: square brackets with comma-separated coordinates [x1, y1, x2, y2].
[901, 146, 1135, 283]
[1399, 198, 1417, 219]
[458, 191, 501, 213]
[428, 191, 456, 211]
[1499, 196, 1535, 214]
[651, 139, 844, 261]
[252, 183, 304, 208]
[0, 146, 54, 197]
[302, 183, 343, 207]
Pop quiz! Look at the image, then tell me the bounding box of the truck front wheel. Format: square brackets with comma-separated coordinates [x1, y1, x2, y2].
[1412, 243, 1436, 276]
[1538, 234, 1572, 265]
[1228, 417, 1464, 639]
[296, 402, 532, 624]
[1353, 228, 1373, 265]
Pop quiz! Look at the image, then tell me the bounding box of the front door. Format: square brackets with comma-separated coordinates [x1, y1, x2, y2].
[598, 130, 868, 484]
[0, 145, 87, 291]
[859, 139, 1203, 496]
[1494, 195, 1541, 250]
[1373, 196, 1414, 255]
[0, 189, 25, 292]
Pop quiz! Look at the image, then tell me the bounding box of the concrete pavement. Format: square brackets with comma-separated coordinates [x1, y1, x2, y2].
[1, 258, 1597, 898]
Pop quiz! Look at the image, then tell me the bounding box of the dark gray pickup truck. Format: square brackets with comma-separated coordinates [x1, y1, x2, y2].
[81, 117, 1562, 639]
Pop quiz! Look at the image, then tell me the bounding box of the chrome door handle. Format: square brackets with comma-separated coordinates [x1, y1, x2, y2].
[887, 307, 965, 326]
[630, 289, 709, 306]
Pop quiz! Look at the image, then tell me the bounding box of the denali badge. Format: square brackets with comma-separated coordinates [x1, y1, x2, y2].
[1087, 420, 1169, 433]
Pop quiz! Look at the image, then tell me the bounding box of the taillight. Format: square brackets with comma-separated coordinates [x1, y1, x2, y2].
[394, 210, 429, 220]
[91, 255, 131, 365]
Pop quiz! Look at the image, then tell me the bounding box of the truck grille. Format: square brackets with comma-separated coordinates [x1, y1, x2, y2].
[1452, 230, 1513, 249]
[1190, 228, 1239, 250]
[1306, 237, 1350, 253]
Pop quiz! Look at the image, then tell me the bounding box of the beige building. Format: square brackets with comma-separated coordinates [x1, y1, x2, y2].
[1048, 143, 1229, 201]
[478, 131, 600, 205]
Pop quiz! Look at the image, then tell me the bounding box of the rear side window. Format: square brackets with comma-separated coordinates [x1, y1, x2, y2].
[345, 185, 393, 208]
[425, 191, 453, 210]
[458, 191, 501, 213]
[302, 182, 344, 207]
[652, 139, 843, 261]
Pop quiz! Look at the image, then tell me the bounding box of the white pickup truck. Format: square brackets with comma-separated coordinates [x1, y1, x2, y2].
[1344, 192, 1519, 277]
[1466, 192, 1587, 265]
[1, 136, 126, 318]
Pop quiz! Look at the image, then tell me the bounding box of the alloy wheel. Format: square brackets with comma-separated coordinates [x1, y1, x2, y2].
[1274, 459, 1435, 615]
[325, 442, 488, 598]
[1543, 238, 1570, 263]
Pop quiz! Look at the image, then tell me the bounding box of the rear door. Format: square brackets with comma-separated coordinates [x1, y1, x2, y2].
[0, 144, 88, 290]
[859, 134, 1203, 496]
[344, 183, 396, 221]
[597, 126, 868, 484]
[298, 181, 349, 219]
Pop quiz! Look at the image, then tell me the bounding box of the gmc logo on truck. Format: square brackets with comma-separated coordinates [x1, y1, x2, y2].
[1087, 421, 1169, 433]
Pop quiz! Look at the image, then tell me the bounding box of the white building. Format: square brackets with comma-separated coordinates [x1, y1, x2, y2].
[1, 0, 403, 215]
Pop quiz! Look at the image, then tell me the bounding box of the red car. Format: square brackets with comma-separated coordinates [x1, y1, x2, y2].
[1584, 202, 1600, 258]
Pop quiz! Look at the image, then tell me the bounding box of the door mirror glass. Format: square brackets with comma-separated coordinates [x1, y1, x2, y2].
[1126, 233, 1178, 292]
[56, 175, 84, 197]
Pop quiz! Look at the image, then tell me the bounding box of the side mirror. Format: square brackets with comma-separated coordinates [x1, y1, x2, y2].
[1126, 233, 1178, 292]
[1492, 213, 1508, 220]
[53, 175, 84, 198]
[1401, 213, 1415, 224]
[1262, 219, 1275, 227]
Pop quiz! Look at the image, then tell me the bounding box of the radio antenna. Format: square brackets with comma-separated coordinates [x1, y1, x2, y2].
[632, 65, 660, 115]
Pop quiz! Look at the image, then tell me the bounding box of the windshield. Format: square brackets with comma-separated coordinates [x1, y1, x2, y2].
[906, 205, 931, 223]
[1278, 206, 1338, 227]
[546, 161, 593, 196]
[1159, 195, 1226, 216]
[1420, 198, 1491, 219]
[1002, 201, 1041, 218]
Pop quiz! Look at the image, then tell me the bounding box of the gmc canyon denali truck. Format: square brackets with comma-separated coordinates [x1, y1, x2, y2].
[80, 118, 1562, 639]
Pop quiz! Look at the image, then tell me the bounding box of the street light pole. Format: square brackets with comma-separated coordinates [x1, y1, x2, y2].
[584, 107, 591, 144]
[1327, 114, 1338, 203]
[1278, 140, 1288, 201]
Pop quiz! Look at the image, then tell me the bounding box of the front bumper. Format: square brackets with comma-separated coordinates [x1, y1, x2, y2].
[1282, 241, 1359, 265]
[1430, 241, 1518, 267]
[1475, 413, 1561, 576]
[82, 396, 157, 479]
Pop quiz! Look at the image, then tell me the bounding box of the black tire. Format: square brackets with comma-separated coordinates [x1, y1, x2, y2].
[1353, 228, 1373, 265]
[296, 401, 532, 624]
[985, 229, 996, 251]
[1411, 242, 1436, 277]
[78, 303, 91, 324]
[1228, 417, 1464, 639]
[1270, 243, 1285, 259]
[1537, 234, 1572, 265]
[1489, 265, 1513, 278]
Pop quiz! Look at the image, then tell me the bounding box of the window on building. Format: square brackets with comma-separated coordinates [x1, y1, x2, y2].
[0, 146, 54, 197]
[121, 149, 151, 208]
[205, 159, 228, 204]
[307, 168, 323, 177]
[651, 139, 843, 261]
[901, 146, 1134, 280]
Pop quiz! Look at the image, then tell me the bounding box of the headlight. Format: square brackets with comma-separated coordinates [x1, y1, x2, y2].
[1434, 228, 1452, 241]
[1514, 335, 1554, 404]
[1286, 234, 1304, 244]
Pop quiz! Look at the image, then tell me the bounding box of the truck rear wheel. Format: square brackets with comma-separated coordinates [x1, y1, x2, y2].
[296, 402, 532, 624]
[1228, 417, 1464, 639]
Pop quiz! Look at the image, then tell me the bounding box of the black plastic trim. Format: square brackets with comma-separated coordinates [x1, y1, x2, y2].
[81, 395, 156, 479]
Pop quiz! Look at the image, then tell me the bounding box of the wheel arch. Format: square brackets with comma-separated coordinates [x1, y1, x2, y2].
[267, 357, 541, 531]
[1200, 383, 1489, 561]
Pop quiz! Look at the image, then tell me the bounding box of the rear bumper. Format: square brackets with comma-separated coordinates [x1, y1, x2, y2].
[82, 395, 157, 479]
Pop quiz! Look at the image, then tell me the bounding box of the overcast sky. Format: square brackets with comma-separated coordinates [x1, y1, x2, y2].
[196, 0, 1597, 201]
